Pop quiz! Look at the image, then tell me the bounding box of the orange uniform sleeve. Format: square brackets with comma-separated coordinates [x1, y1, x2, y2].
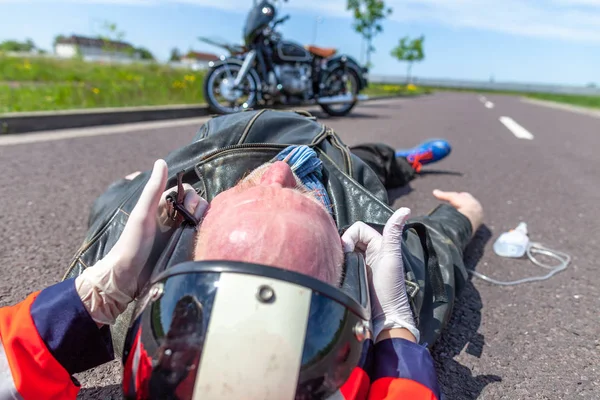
[0, 291, 80, 399]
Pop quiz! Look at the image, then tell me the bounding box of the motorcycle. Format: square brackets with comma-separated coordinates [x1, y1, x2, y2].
[201, 0, 369, 116]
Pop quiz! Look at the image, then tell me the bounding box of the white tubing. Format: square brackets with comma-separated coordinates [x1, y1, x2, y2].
[469, 242, 571, 286]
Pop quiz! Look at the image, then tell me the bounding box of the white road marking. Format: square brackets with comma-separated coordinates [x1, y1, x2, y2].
[0, 116, 210, 146]
[499, 116, 534, 140]
[479, 95, 487, 102]
[485, 101, 495, 109]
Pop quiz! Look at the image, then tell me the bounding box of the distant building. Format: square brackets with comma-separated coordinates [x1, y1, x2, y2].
[54, 35, 140, 62]
[180, 51, 219, 70]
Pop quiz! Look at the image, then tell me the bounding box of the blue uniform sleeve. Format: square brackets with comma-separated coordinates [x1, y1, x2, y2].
[370, 338, 441, 399]
[29, 278, 114, 374]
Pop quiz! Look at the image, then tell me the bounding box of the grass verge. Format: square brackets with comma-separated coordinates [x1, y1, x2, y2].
[426, 85, 600, 110]
[1, 55, 206, 113]
[525, 93, 600, 109]
[364, 83, 431, 97]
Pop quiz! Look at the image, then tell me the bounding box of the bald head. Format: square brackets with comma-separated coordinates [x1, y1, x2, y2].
[194, 161, 344, 286]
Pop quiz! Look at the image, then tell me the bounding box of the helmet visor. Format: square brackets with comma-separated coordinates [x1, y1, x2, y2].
[124, 261, 371, 400]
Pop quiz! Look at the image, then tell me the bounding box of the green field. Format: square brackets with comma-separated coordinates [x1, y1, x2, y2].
[1, 55, 597, 113]
[0, 56, 207, 113]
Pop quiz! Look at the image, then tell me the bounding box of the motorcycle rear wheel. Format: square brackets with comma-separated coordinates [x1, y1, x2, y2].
[203, 63, 260, 114]
[319, 68, 360, 117]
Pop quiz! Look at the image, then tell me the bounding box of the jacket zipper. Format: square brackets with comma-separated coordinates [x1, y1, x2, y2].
[199, 143, 293, 164]
[326, 128, 352, 175]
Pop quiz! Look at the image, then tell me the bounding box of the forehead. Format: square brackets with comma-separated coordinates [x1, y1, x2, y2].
[210, 185, 323, 213]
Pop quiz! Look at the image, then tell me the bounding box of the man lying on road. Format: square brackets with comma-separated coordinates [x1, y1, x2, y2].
[0, 109, 482, 399]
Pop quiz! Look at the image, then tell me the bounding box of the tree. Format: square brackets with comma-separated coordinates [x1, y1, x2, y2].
[391, 35, 425, 83]
[347, 0, 392, 68]
[169, 47, 182, 62]
[0, 39, 36, 52]
[100, 21, 125, 43]
[53, 35, 66, 46]
[98, 20, 128, 58]
[24, 39, 36, 52]
[136, 47, 155, 61]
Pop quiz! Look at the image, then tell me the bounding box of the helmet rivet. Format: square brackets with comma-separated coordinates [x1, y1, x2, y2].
[257, 285, 275, 303]
[149, 283, 164, 302]
[353, 322, 367, 342]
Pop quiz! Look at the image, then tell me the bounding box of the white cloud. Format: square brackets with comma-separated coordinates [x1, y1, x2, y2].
[4, 0, 600, 42]
[384, 0, 600, 42]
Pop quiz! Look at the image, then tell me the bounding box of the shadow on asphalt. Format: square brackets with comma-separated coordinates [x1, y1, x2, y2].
[419, 169, 464, 177]
[312, 111, 389, 120]
[432, 224, 502, 399]
[357, 102, 404, 109]
[387, 184, 414, 204]
[78, 384, 122, 399]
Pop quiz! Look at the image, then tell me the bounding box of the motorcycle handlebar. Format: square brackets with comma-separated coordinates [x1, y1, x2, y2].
[272, 15, 290, 28]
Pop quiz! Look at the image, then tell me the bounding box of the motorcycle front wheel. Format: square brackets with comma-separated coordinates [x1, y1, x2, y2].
[203, 63, 260, 114]
[319, 68, 360, 117]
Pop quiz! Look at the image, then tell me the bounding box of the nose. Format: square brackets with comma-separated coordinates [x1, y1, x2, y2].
[260, 161, 296, 188]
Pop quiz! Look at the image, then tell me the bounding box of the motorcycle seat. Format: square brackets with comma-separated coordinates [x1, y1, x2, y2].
[305, 45, 337, 58]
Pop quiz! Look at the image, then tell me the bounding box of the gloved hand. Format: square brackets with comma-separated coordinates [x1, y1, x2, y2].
[76, 160, 209, 326]
[341, 207, 419, 342]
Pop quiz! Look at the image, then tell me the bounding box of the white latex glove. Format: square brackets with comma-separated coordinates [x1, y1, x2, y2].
[76, 160, 209, 326]
[341, 207, 419, 342]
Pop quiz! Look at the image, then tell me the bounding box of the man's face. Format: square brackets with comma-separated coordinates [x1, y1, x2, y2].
[194, 161, 344, 285]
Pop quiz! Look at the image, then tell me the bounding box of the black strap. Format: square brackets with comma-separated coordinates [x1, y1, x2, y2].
[166, 171, 199, 226]
[404, 222, 449, 304]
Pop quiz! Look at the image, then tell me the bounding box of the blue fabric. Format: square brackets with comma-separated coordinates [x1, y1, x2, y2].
[394, 139, 452, 164]
[358, 339, 374, 374]
[274, 145, 333, 214]
[30, 278, 114, 374]
[372, 338, 441, 398]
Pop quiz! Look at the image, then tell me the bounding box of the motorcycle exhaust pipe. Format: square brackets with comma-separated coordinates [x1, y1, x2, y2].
[317, 94, 368, 105]
[233, 50, 257, 87]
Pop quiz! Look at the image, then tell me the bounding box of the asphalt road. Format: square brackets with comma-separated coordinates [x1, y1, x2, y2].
[1, 93, 598, 399]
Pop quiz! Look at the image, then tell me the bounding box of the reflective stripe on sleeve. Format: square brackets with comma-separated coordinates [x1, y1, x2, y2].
[368, 377, 438, 400]
[0, 292, 79, 399]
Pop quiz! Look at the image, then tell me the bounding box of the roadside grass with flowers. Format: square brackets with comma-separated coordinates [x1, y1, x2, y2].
[1, 55, 431, 113]
[363, 83, 432, 97]
[0, 56, 206, 113]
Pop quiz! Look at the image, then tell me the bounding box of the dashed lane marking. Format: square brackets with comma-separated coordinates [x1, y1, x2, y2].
[499, 116, 534, 140]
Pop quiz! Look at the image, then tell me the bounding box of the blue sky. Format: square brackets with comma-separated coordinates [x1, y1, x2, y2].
[1, 0, 599, 85]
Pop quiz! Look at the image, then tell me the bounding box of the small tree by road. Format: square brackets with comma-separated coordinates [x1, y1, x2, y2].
[136, 47, 155, 61]
[99, 21, 129, 59]
[391, 35, 425, 83]
[347, 0, 392, 68]
[169, 48, 182, 62]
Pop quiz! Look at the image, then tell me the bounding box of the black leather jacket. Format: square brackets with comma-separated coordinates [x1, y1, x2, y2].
[64, 109, 472, 350]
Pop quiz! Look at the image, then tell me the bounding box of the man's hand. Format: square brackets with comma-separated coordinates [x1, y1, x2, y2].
[433, 189, 483, 235]
[341, 208, 419, 343]
[76, 160, 208, 326]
